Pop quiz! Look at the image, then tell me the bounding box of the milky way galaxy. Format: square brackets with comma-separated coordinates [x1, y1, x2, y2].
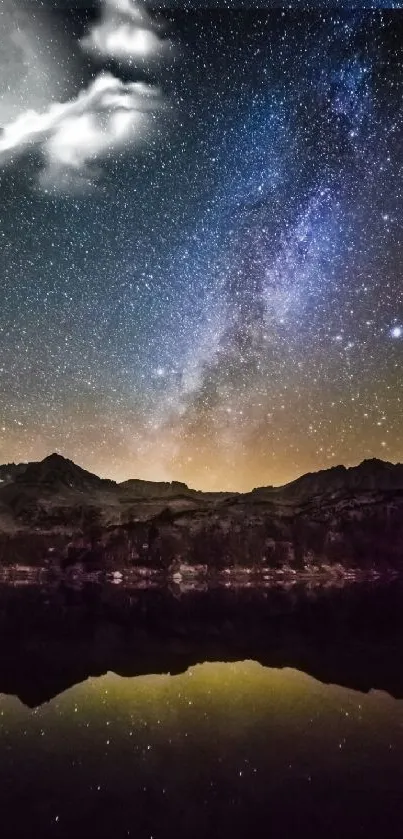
[1, 1, 403, 490]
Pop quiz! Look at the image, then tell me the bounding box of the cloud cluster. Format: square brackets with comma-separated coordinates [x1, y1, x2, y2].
[81, 0, 167, 64]
[0, 73, 162, 191]
[0, 1, 168, 192]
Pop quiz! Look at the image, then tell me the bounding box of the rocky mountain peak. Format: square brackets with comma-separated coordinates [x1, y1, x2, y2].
[15, 452, 115, 493]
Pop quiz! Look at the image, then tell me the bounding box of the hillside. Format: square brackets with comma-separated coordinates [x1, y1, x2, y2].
[0, 453, 403, 572]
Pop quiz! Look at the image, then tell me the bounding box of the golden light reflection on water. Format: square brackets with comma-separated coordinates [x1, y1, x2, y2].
[2, 662, 402, 751]
[1, 662, 403, 838]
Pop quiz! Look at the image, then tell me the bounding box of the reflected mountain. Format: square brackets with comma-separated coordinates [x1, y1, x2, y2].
[1, 581, 403, 707]
[2, 659, 403, 839]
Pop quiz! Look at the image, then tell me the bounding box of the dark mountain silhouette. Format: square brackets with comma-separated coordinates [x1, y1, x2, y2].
[1, 453, 403, 571]
[120, 478, 199, 498]
[0, 462, 28, 485]
[15, 452, 116, 493]
[250, 458, 403, 500]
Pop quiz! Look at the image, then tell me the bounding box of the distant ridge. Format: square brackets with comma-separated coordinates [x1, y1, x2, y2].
[1, 452, 403, 499]
[250, 458, 403, 500]
[120, 478, 195, 499]
[1, 452, 403, 571]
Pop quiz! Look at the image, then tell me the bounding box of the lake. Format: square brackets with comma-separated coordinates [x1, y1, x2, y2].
[0, 579, 403, 838]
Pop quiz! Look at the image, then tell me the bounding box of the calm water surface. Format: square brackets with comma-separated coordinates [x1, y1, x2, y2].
[1, 580, 403, 838]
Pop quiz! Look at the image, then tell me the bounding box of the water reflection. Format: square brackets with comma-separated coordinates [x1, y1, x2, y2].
[1, 581, 403, 837]
[1, 662, 403, 838]
[1, 580, 403, 704]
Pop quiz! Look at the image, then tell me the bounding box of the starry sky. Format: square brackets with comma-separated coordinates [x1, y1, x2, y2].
[1, 1, 403, 491]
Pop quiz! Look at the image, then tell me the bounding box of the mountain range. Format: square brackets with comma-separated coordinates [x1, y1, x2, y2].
[1, 452, 403, 571]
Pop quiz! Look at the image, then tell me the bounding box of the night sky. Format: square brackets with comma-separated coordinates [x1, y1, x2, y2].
[1, 1, 403, 491]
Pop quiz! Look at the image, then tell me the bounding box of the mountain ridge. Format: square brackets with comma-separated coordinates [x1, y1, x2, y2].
[14, 452, 117, 493]
[249, 457, 403, 500]
[1, 452, 403, 571]
[2, 451, 403, 497]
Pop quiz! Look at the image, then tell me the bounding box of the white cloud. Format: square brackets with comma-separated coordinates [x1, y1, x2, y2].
[106, 0, 145, 18]
[83, 23, 163, 62]
[0, 73, 162, 191]
[81, 0, 168, 64]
